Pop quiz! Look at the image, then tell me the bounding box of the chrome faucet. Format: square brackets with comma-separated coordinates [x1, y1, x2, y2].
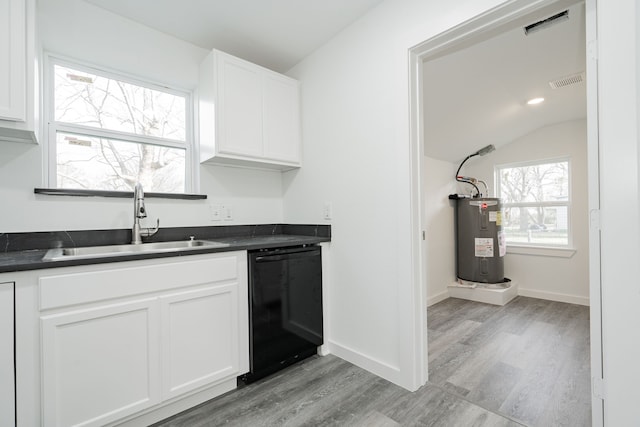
[132, 183, 159, 244]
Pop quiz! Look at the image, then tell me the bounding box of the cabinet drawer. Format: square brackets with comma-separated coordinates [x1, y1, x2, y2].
[40, 253, 240, 310]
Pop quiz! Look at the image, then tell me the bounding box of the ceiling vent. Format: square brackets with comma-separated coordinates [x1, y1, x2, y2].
[549, 72, 585, 89]
[524, 10, 569, 35]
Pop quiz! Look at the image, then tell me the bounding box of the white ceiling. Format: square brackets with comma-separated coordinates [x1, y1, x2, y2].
[423, 3, 586, 163]
[84, 0, 386, 73]
[84, 0, 585, 165]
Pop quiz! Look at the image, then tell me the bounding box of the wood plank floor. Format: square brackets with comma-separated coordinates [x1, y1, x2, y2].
[428, 296, 591, 426]
[154, 354, 520, 427]
[155, 296, 590, 427]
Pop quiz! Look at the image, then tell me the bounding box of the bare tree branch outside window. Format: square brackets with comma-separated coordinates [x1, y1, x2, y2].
[52, 63, 188, 192]
[497, 160, 569, 246]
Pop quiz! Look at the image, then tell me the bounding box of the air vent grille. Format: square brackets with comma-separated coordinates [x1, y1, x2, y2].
[549, 72, 585, 89]
[524, 10, 569, 35]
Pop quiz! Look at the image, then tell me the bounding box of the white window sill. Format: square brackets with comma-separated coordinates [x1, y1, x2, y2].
[506, 245, 576, 258]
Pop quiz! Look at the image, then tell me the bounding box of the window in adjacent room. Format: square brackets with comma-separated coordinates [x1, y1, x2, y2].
[45, 56, 194, 193]
[495, 158, 570, 247]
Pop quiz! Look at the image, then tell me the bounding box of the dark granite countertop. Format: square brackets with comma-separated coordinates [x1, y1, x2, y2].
[0, 224, 330, 274]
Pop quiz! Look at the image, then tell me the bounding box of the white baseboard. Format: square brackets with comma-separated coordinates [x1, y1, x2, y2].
[115, 378, 237, 426]
[317, 343, 331, 356]
[426, 286, 589, 306]
[327, 340, 403, 387]
[427, 290, 449, 307]
[518, 287, 590, 306]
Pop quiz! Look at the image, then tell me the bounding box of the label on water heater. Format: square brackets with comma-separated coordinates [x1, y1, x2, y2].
[498, 231, 506, 257]
[474, 238, 494, 257]
[489, 211, 503, 225]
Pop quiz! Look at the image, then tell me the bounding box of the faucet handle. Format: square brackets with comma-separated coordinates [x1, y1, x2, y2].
[141, 218, 160, 238]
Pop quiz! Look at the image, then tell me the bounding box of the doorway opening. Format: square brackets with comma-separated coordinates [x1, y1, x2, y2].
[408, 0, 601, 425]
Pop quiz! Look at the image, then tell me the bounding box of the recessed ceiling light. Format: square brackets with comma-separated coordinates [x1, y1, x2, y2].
[527, 97, 545, 105]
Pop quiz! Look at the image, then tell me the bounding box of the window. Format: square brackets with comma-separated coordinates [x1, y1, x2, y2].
[495, 158, 570, 247]
[46, 56, 194, 193]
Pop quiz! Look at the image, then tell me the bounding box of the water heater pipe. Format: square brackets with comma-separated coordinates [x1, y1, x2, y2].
[455, 144, 495, 197]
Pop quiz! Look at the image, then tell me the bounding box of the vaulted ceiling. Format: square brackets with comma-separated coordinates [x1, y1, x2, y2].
[423, 2, 586, 163]
[83, 0, 586, 165]
[84, 0, 386, 73]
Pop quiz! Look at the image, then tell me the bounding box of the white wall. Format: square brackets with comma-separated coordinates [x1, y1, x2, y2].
[3, 0, 638, 422]
[597, 0, 640, 424]
[284, 0, 640, 418]
[422, 120, 588, 306]
[0, 0, 284, 232]
[463, 119, 589, 305]
[37, 0, 205, 91]
[283, 0, 509, 390]
[33, 0, 640, 422]
[423, 156, 457, 306]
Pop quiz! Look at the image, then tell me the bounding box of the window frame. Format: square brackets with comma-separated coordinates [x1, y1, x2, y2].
[43, 53, 198, 194]
[494, 156, 572, 249]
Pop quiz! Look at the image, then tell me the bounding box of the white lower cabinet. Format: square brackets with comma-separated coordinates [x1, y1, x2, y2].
[35, 252, 248, 427]
[0, 282, 15, 426]
[160, 284, 239, 400]
[41, 298, 161, 427]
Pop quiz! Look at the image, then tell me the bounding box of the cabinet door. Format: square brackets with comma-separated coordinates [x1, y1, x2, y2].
[0, 0, 26, 121]
[0, 282, 14, 426]
[216, 53, 263, 158]
[262, 72, 301, 164]
[41, 298, 161, 427]
[160, 283, 239, 400]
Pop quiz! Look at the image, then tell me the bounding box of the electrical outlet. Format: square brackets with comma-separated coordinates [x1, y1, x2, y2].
[323, 202, 332, 220]
[210, 204, 222, 221]
[223, 204, 233, 221]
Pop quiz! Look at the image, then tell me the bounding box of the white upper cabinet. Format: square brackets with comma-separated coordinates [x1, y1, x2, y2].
[216, 53, 263, 158]
[199, 49, 301, 170]
[263, 72, 301, 163]
[0, 0, 25, 121]
[0, 0, 38, 144]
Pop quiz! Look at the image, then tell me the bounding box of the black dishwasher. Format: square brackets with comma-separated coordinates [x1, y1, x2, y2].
[240, 245, 323, 384]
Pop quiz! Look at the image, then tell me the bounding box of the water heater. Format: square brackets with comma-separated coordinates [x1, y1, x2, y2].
[456, 197, 505, 283]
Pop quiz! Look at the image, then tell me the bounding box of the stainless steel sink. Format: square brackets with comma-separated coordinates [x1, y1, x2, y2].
[42, 239, 230, 262]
